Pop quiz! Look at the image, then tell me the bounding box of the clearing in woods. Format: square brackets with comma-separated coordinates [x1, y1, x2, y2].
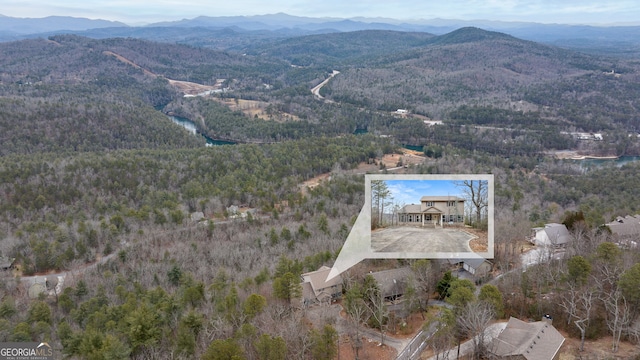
[103, 51, 298, 121]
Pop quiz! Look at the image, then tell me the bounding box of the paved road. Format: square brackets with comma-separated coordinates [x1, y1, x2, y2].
[311, 70, 339, 100]
[359, 325, 408, 352]
[395, 300, 454, 360]
[371, 226, 475, 253]
[396, 323, 434, 360]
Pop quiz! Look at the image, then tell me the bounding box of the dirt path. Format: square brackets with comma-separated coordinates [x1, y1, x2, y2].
[300, 173, 331, 195]
[103, 51, 156, 77]
[104, 51, 304, 123]
[103, 50, 219, 95]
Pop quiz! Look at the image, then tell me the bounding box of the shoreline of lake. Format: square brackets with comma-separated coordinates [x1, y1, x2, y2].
[166, 113, 237, 146]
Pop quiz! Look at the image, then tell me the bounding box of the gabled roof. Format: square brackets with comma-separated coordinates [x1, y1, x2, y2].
[462, 258, 492, 270]
[301, 266, 342, 298]
[420, 196, 464, 202]
[421, 206, 443, 214]
[369, 267, 412, 297]
[542, 223, 571, 246]
[490, 317, 565, 360]
[301, 281, 315, 302]
[445, 258, 462, 265]
[399, 204, 421, 213]
[606, 215, 640, 237]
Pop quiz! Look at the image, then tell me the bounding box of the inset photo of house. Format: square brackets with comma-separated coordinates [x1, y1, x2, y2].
[369, 174, 493, 258]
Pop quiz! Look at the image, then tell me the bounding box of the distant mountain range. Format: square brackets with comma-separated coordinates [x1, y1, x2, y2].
[0, 15, 126, 35]
[1, 13, 640, 56]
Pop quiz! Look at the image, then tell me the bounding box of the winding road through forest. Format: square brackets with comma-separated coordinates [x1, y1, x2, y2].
[311, 70, 340, 101]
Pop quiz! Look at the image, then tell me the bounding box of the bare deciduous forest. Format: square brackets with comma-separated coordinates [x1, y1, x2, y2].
[0, 25, 639, 359]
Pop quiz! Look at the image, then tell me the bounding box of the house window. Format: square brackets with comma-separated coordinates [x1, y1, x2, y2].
[425, 201, 434, 206]
[448, 201, 456, 207]
[458, 215, 463, 222]
[449, 215, 455, 222]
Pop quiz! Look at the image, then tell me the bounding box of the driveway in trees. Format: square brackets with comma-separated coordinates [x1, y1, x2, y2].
[370, 226, 475, 253]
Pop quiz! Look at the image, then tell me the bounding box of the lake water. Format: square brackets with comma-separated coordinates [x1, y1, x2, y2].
[403, 144, 424, 152]
[168, 115, 236, 146]
[169, 115, 197, 135]
[577, 155, 640, 168]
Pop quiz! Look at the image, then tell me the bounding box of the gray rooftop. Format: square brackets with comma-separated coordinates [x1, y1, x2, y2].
[606, 215, 640, 237]
[301, 266, 342, 296]
[462, 258, 491, 269]
[398, 204, 421, 213]
[490, 317, 565, 360]
[420, 196, 464, 202]
[369, 267, 412, 297]
[543, 223, 571, 246]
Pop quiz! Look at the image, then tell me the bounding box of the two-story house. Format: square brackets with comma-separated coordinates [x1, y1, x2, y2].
[300, 266, 342, 306]
[397, 196, 464, 227]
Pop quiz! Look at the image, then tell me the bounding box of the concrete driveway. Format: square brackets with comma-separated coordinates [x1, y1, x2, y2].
[371, 226, 475, 253]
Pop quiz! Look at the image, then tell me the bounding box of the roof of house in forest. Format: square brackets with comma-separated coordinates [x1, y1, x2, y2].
[541, 223, 572, 246]
[301, 266, 342, 296]
[445, 258, 462, 265]
[606, 214, 640, 237]
[369, 267, 412, 297]
[301, 281, 315, 302]
[490, 317, 565, 360]
[462, 258, 492, 270]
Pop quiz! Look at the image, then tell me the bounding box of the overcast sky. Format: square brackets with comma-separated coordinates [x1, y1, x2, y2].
[2, 0, 639, 25]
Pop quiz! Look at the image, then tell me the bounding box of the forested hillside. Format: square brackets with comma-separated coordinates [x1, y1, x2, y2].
[0, 35, 289, 85]
[3, 29, 639, 154]
[0, 37, 206, 153]
[1, 26, 640, 359]
[247, 30, 435, 67]
[0, 135, 390, 274]
[0, 35, 313, 153]
[320, 27, 640, 132]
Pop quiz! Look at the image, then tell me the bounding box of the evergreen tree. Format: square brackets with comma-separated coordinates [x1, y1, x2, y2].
[272, 272, 302, 305]
[311, 325, 338, 360]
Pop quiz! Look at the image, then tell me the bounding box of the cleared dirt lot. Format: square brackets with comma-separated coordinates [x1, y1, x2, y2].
[371, 226, 476, 253]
